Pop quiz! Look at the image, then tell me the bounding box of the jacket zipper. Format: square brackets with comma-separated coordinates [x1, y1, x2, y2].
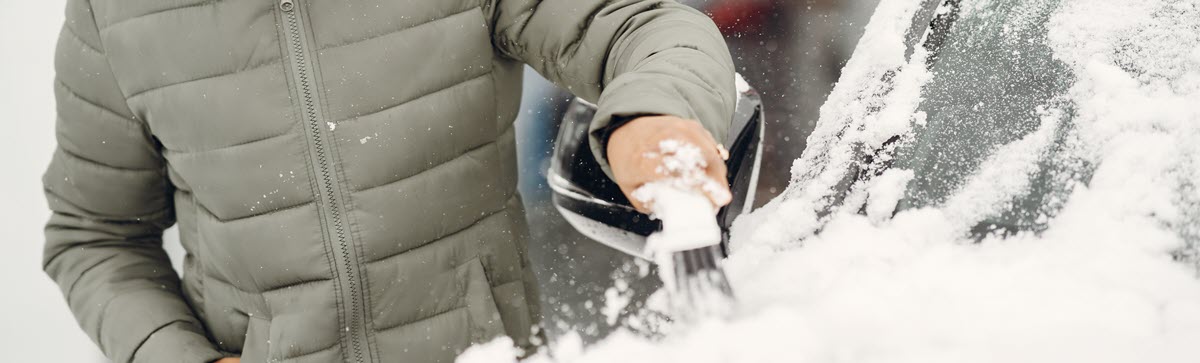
[279, 0, 371, 362]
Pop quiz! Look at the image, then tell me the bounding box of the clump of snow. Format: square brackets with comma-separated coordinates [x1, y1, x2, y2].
[456, 337, 520, 363]
[632, 139, 730, 208]
[640, 187, 720, 256]
[601, 279, 633, 326]
[647, 139, 706, 176]
[463, 0, 1200, 362]
[863, 168, 914, 221]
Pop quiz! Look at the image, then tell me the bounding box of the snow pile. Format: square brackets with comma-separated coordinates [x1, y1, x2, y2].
[462, 0, 1200, 362]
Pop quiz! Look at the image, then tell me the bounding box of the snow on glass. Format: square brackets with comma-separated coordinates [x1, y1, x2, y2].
[462, 0, 1200, 361]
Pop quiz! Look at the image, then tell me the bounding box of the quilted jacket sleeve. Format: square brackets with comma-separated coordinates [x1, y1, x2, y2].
[486, 0, 736, 176]
[42, 1, 225, 362]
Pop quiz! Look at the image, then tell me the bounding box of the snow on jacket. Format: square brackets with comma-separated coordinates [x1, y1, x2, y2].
[41, 0, 735, 361]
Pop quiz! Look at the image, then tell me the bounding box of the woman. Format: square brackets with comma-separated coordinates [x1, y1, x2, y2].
[42, 0, 736, 361]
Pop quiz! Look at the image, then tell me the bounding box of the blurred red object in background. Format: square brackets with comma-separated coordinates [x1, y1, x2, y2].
[706, 0, 777, 33]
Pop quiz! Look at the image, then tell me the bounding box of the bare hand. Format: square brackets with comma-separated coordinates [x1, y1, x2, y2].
[214, 358, 240, 363]
[606, 115, 731, 213]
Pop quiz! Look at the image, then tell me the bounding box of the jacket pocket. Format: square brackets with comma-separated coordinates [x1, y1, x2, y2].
[239, 316, 272, 362]
[458, 258, 507, 343]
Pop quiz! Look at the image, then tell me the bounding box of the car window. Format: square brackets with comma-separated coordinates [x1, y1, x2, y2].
[892, 0, 1084, 235]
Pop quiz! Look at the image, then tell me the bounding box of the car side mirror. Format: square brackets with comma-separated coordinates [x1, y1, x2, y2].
[548, 74, 764, 261]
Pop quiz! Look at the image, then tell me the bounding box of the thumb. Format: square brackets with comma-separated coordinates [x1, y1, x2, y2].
[702, 145, 732, 209]
[702, 176, 733, 209]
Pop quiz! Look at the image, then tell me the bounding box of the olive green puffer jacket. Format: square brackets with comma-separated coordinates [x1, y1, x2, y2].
[41, 0, 734, 362]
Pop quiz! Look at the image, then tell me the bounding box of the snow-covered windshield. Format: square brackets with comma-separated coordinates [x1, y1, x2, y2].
[464, 0, 1200, 361]
[751, 0, 1198, 246]
[896, 0, 1073, 229]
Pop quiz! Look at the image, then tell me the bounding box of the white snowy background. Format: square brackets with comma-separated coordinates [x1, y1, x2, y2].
[0, 0, 108, 361]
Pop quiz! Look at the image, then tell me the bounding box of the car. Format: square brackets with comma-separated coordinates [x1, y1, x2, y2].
[750, 0, 1197, 252]
[529, 0, 1200, 360]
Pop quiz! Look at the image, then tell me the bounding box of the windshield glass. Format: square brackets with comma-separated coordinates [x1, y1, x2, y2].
[893, 0, 1080, 235]
[753, 0, 1198, 255]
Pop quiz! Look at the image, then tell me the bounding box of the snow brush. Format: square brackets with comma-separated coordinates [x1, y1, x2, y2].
[640, 185, 738, 319]
[548, 74, 764, 319]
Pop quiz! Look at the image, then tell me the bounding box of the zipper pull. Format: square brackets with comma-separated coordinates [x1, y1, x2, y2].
[279, 0, 294, 12]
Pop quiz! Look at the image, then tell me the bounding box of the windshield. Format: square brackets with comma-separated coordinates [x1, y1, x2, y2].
[893, 0, 1080, 235]
[757, 0, 1198, 252]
